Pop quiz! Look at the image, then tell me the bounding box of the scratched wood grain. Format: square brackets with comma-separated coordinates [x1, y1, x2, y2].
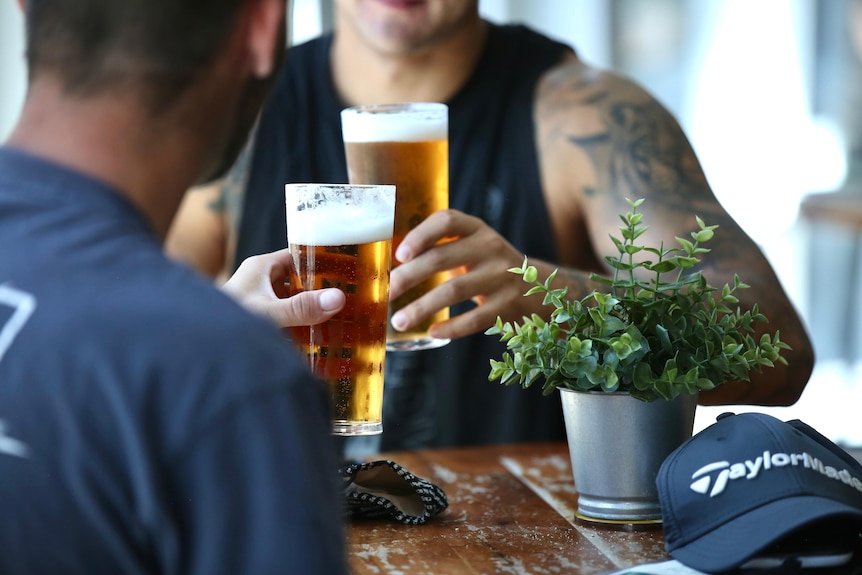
[500, 447, 670, 570]
[347, 443, 669, 575]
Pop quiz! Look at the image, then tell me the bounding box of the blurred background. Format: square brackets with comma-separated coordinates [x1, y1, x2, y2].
[2, 0, 860, 444]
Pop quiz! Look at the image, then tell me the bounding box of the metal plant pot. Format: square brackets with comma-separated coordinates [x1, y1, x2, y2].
[560, 389, 698, 523]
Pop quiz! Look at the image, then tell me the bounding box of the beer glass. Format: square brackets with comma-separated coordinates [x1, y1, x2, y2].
[340, 102, 450, 352]
[285, 183, 395, 436]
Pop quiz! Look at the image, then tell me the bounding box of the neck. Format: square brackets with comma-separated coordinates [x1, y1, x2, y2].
[331, 18, 487, 106]
[5, 78, 222, 240]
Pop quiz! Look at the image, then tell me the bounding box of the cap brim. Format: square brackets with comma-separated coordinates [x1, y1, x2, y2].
[670, 495, 862, 573]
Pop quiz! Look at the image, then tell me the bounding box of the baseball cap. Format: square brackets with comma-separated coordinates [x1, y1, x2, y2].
[656, 412, 862, 572]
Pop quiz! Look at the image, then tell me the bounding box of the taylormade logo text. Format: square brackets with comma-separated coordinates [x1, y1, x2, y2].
[690, 451, 862, 498]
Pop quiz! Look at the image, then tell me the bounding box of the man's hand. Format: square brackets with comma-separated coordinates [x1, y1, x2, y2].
[388, 209, 560, 340]
[221, 248, 345, 327]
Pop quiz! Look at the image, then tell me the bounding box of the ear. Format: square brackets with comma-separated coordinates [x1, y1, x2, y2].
[17, 0, 26, 12]
[244, 0, 286, 78]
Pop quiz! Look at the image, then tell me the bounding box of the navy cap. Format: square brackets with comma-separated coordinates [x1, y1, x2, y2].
[657, 412, 862, 572]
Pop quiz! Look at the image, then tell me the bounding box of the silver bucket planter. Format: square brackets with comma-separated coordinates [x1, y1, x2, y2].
[560, 389, 697, 524]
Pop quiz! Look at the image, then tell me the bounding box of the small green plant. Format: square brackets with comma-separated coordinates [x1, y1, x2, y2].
[486, 198, 790, 402]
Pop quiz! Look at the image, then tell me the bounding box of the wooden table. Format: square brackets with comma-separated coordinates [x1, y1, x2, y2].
[347, 442, 669, 574]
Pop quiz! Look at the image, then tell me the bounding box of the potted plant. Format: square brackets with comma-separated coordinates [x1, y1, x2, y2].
[487, 198, 789, 524]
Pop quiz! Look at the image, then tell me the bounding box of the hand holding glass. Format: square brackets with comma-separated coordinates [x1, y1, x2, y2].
[341, 102, 450, 351]
[285, 183, 395, 436]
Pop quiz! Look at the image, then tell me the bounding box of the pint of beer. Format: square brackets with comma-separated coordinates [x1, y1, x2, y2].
[341, 102, 450, 352]
[285, 183, 395, 436]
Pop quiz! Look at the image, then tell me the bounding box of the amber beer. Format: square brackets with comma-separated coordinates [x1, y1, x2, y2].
[285, 184, 395, 436]
[341, 102, 450, 351]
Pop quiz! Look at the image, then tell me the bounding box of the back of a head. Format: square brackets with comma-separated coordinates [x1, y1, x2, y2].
[23, 0, 245, 110]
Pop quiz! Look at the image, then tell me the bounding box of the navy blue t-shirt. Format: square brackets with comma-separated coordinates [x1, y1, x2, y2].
[0, 147, 347, 574]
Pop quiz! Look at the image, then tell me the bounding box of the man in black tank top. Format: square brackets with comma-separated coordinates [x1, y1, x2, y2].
[167, 0, 814, 454]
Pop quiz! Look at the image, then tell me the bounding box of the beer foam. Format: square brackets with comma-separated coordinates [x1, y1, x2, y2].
[287, 204, 393, 246]
[341, 105, 447, 143]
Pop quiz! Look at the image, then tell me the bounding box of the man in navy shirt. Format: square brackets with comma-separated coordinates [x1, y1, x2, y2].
[0, 0, 348, 573]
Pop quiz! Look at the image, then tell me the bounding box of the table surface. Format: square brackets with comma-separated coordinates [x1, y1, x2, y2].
[347, 442, 669, 575]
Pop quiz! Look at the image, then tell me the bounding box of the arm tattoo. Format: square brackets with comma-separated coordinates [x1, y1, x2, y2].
[559, 79, 743, 279]
[568, 96, 709, 208]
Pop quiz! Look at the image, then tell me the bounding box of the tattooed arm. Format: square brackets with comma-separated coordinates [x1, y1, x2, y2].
[534, 57, 814, 406]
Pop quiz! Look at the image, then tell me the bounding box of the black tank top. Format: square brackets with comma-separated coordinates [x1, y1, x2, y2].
[238, 23, 572, 449]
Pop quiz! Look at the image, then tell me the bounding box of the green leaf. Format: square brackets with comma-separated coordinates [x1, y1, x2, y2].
[656, 324, 672, 355]
[667, 256, 700, 269]
[646, 260, 678, 273]
[693, 228, 714, 243]
[606, 259, 635, 271]
[676, 237, 695, 253]
[590, 273, 615, 286]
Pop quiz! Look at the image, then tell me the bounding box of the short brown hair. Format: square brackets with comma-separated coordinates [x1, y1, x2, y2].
[24, 0, 245, 109]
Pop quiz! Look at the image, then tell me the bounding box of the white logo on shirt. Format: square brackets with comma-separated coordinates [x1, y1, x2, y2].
[0, 283, 37, 366]
[0, 419, 29, 459]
